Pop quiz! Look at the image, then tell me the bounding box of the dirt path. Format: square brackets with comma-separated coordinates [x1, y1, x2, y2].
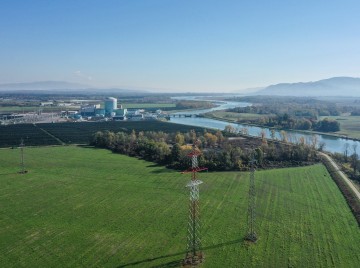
[319, 152, 360, 201]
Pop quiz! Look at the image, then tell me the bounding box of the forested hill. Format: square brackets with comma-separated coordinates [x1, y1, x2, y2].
[257, 77, 360, 97]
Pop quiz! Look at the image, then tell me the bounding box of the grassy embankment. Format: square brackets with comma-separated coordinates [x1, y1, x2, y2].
[0, 146, 359, 267]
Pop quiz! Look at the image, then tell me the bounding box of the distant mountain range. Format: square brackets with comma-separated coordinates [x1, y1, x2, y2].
[256, 77, 360, 97]
[0, 81, 148, 94]
[2, 77, 360, 96]
[0, 81, 94, 91]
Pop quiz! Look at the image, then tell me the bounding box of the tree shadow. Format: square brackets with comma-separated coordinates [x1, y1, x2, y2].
[146, 163, 174, 174]
[147, 163, 163, 168]
[116, 238, 243, 267]
[77, 145, 96, 148]
[0, 172, 19, 176]
[150, 168, 174, 174]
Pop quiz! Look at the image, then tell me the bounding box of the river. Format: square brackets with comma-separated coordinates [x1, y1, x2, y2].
[169, 97, 360, 154]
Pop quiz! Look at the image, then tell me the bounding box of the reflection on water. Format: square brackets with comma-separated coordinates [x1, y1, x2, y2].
[169, 98, 359, 154]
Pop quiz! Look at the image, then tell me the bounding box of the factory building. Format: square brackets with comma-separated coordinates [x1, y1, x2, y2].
[113, 108, 127, 121]
[80, 104, 101, 116]
[94, 108, 106, 117]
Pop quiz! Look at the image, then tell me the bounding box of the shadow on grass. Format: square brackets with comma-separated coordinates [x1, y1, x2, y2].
[77, 145, 94, 148]
[117, 238, 243, 268]
[0, 172, 20, 176]
[150, 168, 174, 174]
[146, 163, 174, 174]
[147, 163, 163, 168]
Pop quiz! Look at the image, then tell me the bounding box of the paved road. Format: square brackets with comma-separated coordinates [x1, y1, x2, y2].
[319, 152, 360, 201]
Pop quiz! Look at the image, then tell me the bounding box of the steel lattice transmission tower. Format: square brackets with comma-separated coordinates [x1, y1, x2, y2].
[246, 151, 257, 242]
[19, 139, 27, 174]
[182, 140, 207, 266]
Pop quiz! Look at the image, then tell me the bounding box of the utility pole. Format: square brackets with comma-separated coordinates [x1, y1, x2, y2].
[19, 139, 27, 174]
[182, 140, 207, 266]
[246, 151, 257, 242]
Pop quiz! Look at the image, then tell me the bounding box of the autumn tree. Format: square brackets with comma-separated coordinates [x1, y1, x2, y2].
[224, 124, 236, 134]
[175, 132, 185, 145]
[204, 132, 218, 148]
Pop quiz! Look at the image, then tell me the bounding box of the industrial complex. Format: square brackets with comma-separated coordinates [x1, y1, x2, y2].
[72, 97, 165, 121]
[0, 96, 167, 125]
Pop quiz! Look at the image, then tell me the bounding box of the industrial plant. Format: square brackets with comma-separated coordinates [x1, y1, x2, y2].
[0, 96, 167, 125]
[70, 97, 165, 121]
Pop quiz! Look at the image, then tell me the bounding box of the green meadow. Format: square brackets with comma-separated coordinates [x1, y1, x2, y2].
[122, 103, 176, 109]
[0, 146, 359, 267]
[320, 115, 360, 139]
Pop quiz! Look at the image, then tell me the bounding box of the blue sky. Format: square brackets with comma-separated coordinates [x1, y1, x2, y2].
[0, 0, 359, 92]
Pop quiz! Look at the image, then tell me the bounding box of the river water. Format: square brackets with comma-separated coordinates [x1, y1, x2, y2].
[170, 97, 360, 154]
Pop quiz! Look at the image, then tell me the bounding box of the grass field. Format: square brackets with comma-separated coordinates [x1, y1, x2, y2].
[122, 103, 176, 109]
[205, 111, 273, 123]
[320, 115, 360, 139]
[0, 146, 360, 267]
[0, 106, 73, 113]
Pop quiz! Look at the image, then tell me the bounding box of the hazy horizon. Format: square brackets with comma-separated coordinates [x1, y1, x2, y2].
[1, 1, 360, 92]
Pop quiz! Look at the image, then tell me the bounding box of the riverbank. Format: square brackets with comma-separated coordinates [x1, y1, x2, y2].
[204, 112, 360, 142]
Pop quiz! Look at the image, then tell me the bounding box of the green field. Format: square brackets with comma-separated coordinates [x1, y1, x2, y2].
[122, 103, 176, 109]
[205, 111, 273, 123]
[320, 115, 360, 139]
[0, 106, 71, 113]
[0, 146, 359, 267]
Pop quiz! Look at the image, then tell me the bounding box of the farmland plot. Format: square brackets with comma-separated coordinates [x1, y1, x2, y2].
[0, 146, 359, 267]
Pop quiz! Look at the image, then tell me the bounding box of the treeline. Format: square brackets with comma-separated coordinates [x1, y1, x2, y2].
[120, 95, 173, 104]
[227, 96, 341, 132]
[229, 107, 340, 132]
[91, 129, 319, 171]
[331, 143, 360, 183]
[350, 110, 360, 116]
[230, 96, 341, 118]
[175, 101, 215, 110]
[250, 115, 340, 132]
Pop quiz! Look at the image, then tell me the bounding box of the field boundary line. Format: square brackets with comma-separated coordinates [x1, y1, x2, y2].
[34, 124, 65, 145]
[319, 152, 360, 226]
[319, 152, 360, 201]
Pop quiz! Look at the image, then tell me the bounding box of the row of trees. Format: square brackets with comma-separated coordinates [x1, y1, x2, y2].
[332, 143, 360, 182]
[229, 96, 341, 118]
[91, 129, 319, 171]
[232, 96, 341, 117]
[226, 96, 342, 132]
[175, 100, 215, 110]
[229, 112, 340, 132]
[314, 118, 340, 132]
